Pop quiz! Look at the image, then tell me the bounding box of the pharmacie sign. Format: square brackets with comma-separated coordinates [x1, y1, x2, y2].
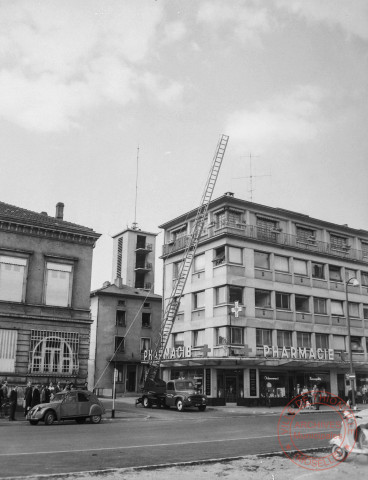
[263, 345, 334, 361]
[142, 346, 192, 362]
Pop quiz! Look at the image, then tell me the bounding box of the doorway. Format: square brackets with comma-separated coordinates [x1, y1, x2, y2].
[126, 365, 136, 392]
[225, 376, 237, 403]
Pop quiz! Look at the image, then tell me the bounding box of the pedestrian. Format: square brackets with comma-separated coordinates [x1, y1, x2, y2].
[40, 384, 46, 403]
[1, 380, 9, 399]
[24, 381, 33, 416]
[9, 385, 18, 421]
[362, 384, 368, 404]
[44, 384, 51, 403]
[54, 382, 61, 394]
[0, 382, 4, 418]
[31, 384, 41, 407]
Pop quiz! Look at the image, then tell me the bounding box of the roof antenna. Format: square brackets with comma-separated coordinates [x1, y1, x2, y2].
[132, 145, 139, 230]
[232, 153, 271, 202]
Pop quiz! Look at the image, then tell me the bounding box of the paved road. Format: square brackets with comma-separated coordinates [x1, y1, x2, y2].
[0, 403, 342, 478]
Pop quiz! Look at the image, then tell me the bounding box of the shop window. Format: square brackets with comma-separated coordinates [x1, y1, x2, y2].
[173, 333, 184, 348]
[114, 336, 125, 353]
[193, 329, 205, 347]
[276, 292, 290, 310]
[361, 272, 368, 286]
[193, 290, 205, 309]
[295, 295, 309, 312]
[255, 290, 271, 308]
[256, 328, 272, 347]
[194, 254, 205, 273]
[312, 262, 325, 279]
[297, 332, 311, 348]
[44, 261, 73, 307]
[140, 337, 151, 353]
[260, 372, 287, 399]
[348, 302, 360, 318]
[294, 259, 308, 276]
[331, 300, 344, 316]
[274, 255, 289, 272]
[254, 251, 270, 269]
[277, 330, 292, 347]
[116, 310, 126, 326]
[316, 333, 329, 349]
[333, 335, 346, 352]
[314, 297, 327, 315]
[351, 337, 363, 352]
[142, 312, 151, 328]
[329, 265, 342, 282]
[363, 305, 368, 319]
[0, 254, 28, 302]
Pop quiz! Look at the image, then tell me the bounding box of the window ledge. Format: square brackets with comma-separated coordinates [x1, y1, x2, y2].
[192, 308, 205, 312]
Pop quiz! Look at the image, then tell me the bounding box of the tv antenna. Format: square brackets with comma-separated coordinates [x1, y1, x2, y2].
[132, 145, 139, 230]
[232, 153, 271, 202]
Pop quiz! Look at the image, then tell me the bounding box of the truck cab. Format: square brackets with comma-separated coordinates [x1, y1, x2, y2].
[165, 379, 207, 412]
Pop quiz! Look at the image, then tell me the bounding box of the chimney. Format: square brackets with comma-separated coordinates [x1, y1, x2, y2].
[55, 202, 64, 220]
[114, 277, 123, 288]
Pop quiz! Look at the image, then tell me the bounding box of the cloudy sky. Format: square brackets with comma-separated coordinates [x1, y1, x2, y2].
[1, 0, 367, 293]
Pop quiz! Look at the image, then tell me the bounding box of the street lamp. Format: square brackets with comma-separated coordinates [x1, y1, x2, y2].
[345, 276, 360, 409]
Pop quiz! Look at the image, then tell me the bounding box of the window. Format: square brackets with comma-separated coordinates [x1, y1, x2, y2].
[333, 335, 345, 351]
[314, 297, 327, 315]
[274, 255, 289, 272]
[296, 226, 315, 242]
[331, 300, 344, 316]
[316, 333, 329, 350]
[361, 272, 368, 286]
[277, 330, 292, 347]
[255, 290, 271, 308]
[0, 329, 18, 372]
[193, 291, 205, 309]
[348, 302, 360, 318]
[78, 392, 89, 402]
[0, 255, 27, 302]
[143, 302, 150, 308]
[216, 326, 228, 345]
[216, 326, 244, 345]
[294, 259, 308, 276]
[140, 337, 151, 353]
[364, 305, 368, 319]
[216, 286, 227, 305]
[171, 225, 187, 240]
[229, 246, 242, 264]
[115, 364, 124, 383]
[215, 210, 226, 228]
[116, 310, 126, 326]
[44, 261, 73, 307]
[230, 327, 243, 345]
[229, 286, 243, 304]
[297, 332, 311, 348]
[28, 330, 79, 374]
[330, 234, 348, 250]
[215, 286, 243, 305]
[256, 328, 272, 347]
[173, 261, 181, 279]
[193, 329, 205, 347]
[312, 262, 325, 279]
[118, 300, 126, 306]
[194, 254, 205, 272]
[351, 336, 363, 352]
[345, 269, 357, 281]
[256, 217, 278, 241]
[228, 210, 241, 226]
[215, 209, 242, 228]
[173, 332, 184, 348]
[115, 336, 125, 353]
[295, 295, 309, 312]
[329, 265, 342, 282]
[142, 312, 151, 328]
[276, 292, 290, 310]
[254, 251, 270, 269]
[214, 246, 225, 266]
[362, 243, 368, 259]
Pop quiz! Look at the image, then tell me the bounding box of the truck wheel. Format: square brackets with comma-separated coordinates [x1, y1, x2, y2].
[198, 405, 206, 412]
[176, 399, 184, 412]
[143, 397, 151, 408]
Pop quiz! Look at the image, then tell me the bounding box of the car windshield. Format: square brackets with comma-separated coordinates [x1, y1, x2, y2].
[51, 393, 66, 402]
[176, 381, 195, 390]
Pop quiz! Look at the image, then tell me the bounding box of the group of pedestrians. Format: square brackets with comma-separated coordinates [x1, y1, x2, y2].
[0, 381, 18, 421]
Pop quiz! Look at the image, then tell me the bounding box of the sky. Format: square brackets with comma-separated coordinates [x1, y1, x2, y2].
[1, 0, 367, 294]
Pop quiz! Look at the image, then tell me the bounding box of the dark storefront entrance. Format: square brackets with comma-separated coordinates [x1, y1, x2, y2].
[217, 370, 244, 405]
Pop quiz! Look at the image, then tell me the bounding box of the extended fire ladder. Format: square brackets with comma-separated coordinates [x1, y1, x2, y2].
[144, 134, 229, 387]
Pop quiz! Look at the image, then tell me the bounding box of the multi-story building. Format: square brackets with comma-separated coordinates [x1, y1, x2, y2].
[89, 225, 161, 396]
[0, 201, 100, 387]
[157, 192, 368, 406]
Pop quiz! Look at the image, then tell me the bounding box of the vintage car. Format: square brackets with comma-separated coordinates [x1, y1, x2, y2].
[26, 390, 105, 425]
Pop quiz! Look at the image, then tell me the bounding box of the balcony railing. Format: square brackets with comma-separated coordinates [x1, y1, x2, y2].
[136, 243, 153, 252]
[134, 262, 152, 271]
[162, 222, 368, 264]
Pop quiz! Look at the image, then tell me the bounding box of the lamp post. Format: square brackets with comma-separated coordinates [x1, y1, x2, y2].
[345, 276, 360, 409]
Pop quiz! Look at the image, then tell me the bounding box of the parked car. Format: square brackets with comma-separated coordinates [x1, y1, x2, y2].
[26, 390, 105, 425]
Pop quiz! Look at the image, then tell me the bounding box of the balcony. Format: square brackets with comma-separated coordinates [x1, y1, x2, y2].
[135, 243, 153, 253]
[162, 223, 368, 264]
[134, 262, 152, 272]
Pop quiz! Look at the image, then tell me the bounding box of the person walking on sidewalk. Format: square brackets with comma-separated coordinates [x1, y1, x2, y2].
[9, 385, 18, 421]
[24, 381, 33, 416]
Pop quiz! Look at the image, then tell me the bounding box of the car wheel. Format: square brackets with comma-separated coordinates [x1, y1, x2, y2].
[198, 405, 206, 412]
[142, 397, 151, 408]
[44, 411, 56, 426]
[332, 445, 348, 462]
[176, 399, 184, 412]
[90, 415, 101, 424]
[75, 417, 86, 424]
[358, 429, 368, 450]
[29, 420, 39, 425]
